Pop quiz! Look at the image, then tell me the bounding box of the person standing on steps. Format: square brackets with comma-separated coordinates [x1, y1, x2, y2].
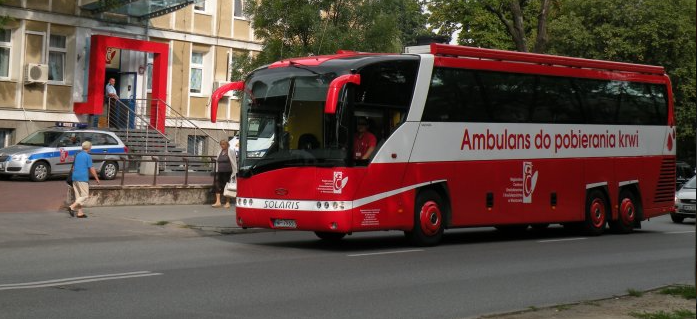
[68, 141, 100, 218]
[212, 139, 237, 208]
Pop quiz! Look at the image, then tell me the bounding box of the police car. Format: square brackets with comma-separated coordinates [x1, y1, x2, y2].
[0, 126, 127, 182]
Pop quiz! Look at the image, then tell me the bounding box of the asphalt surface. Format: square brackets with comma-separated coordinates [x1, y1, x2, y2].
[0, 205, 693, 319]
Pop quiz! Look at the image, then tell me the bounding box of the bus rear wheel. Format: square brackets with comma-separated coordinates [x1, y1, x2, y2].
[609, 190, 636, 234]
[583, 190, 607, 236]
[405, 189, 444, 246]
[314, 232, 346, 241]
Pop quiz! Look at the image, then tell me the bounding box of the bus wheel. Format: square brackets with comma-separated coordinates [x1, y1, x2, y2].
[609, 190, 636, 234]
[314, 232, 346, 241]
[583, 190, 607, 236]
[30, 161, 50, 182]
[405, 189, 444, 246]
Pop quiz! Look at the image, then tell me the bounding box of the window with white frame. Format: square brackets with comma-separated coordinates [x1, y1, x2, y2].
[190, 52, 204, 94]
[233, 0, 244, 18]
[187, 135, 206, 155]
[48, 34, 66, 82]
[194, 0, 207, 12]
[0, 29, 11, 78]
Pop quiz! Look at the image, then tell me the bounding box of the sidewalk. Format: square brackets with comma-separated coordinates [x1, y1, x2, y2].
[0, 204, 248, 246]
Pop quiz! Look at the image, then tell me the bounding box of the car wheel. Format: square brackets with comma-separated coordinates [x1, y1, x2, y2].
[0, 174, 11, 180]
[30, 161, 50, 182]
[670, 213, 684, 224]
[609, 190, 637, 234]
[100, 161, 118, 180]
[314, 232, 346, 241]
[583, 189, 607, 236]
[405, 189, 445, 246]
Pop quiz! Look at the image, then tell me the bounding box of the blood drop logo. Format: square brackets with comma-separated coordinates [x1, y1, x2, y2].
[522, 162, 538, 204]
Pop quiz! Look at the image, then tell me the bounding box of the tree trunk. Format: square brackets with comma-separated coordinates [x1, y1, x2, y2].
[532, 0, 551, 53]
[508, 0, 528, 52]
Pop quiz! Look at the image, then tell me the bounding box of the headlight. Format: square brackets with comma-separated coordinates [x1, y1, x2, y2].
[11, 154, 27, 161]
[675, 195, 679, 204]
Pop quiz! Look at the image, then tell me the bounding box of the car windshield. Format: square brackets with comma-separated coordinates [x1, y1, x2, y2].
[683, 177, 696, 189]
[17, 131, 63, 147]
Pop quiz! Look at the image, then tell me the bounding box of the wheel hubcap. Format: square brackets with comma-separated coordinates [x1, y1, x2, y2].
[419, 200, 442, 237]
[620, 198, 635, 224]
[35, 165, 47, 180]
[590, 199, 605, 228]
[105, 164, 116, 178]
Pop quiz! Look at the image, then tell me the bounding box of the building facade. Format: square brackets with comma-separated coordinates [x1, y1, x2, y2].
[0, 0, 261, 151]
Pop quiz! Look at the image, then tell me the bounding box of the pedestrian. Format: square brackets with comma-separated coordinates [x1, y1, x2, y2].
[68, 141, 100, 218]
[105, 78, 119, 128]
[212, 139, 237, 208]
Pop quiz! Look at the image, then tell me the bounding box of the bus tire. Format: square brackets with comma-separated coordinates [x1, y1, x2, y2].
[609, 190, 636, 234]
[583, 189, 607, 236]
[405, 189, 444, 246]
[100, 161, 118, 180]
[314, 232, 346, 241]
[30, 161, 50, 182]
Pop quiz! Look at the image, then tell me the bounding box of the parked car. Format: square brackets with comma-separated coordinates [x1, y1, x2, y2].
[676, 161, 694, 189]
[672, 176, 696, 223]
[0, 128, 127, 182]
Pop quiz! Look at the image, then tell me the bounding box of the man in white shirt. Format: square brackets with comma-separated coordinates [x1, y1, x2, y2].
[105, 78, 119, 128]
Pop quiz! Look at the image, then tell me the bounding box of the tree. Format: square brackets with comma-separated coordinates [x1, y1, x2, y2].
[547, 0, 696, 162]
[425, 0, 555, 53]
[245, 0, 429, 70]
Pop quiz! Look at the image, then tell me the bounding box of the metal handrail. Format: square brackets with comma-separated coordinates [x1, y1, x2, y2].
[153, 98, 220, 145]
[108, 153, 217, 186]
[107, 97, 172, 154]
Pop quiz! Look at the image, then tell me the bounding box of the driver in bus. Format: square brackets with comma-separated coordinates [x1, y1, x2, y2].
[353, 117, 377, 160]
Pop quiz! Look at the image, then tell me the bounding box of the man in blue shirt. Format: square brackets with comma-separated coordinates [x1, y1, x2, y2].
[68, 141, 101, 218]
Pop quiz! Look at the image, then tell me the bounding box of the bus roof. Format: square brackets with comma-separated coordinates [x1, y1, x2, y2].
[428, 43, 665, 76]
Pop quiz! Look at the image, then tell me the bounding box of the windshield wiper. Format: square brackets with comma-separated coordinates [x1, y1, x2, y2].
[288, 61, 322, 76]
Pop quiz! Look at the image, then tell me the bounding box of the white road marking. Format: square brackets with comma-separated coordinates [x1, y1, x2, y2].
[664, 230, 696, 234]
[538, 237, 587, 243]
[0, 271, 163, 291]
[348, 249, 424, 257]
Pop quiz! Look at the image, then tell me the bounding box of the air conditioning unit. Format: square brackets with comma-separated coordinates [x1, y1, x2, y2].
[213, 81, 234, 97]
[24, 63, 49, 84]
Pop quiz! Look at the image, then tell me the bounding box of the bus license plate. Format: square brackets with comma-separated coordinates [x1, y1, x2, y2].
[683, 205, 695, 212]
[273, 219, 297, 229]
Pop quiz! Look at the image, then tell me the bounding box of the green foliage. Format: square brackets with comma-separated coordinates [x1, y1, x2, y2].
[246, 0, 429, 70]
[660, 285, 697, 300]
[548, 0, 696, 161]
[627, 288, 644, 297]
[424, 0, 559, 52]
[629, 309, 696, 319]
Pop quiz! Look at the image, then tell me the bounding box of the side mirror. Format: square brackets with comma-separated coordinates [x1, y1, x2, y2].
[210, 81, 245, 123]
[324, 74, 360, 114]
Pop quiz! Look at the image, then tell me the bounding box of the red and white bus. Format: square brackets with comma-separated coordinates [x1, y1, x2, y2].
[211, 44, 676, 246]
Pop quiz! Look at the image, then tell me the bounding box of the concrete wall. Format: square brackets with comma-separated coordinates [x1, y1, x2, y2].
[84, 185, 214, 207]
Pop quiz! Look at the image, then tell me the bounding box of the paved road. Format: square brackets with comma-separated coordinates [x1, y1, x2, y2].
[0, 209, 693, 319]
[0, 173, 213, 213]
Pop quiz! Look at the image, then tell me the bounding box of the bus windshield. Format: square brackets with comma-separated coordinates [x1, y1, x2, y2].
[238, 66, 350, 176]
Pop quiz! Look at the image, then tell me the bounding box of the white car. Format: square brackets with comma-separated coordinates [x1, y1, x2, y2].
[0, 128, 127, 182]
[672, 176, 696, 223]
